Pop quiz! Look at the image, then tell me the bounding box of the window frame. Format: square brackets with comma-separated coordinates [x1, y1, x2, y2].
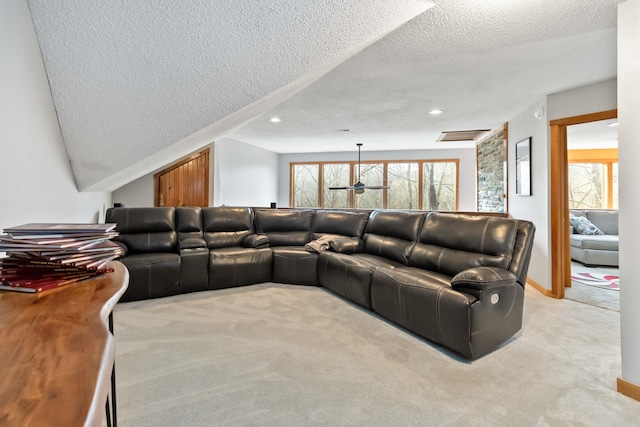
[290, 159, 459, 210]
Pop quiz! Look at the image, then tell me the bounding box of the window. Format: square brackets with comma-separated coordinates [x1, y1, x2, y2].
[388, 163, 419, 209]
[290, 160, 459, 210]
[292, 164, 319, 208]
[323, 163, 350, 209]
[423, 162, 458, 210]
[567, 149, 618, 209]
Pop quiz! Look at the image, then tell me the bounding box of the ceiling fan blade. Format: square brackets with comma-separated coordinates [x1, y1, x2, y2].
[328, 186, 352, 190]
[362, 186, 389, 190]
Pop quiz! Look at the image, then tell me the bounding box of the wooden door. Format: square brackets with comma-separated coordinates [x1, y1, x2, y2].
[154, 149, 209, 207]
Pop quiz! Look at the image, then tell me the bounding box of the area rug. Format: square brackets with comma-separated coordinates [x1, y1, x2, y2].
[571, 272, 619, 290]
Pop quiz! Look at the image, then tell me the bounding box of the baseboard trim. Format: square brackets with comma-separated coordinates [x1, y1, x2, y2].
[618, 377, 640, 402]
[526, 278, 555, 298]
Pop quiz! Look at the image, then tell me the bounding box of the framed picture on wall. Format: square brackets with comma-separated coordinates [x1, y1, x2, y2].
[515, 137, 531, 196]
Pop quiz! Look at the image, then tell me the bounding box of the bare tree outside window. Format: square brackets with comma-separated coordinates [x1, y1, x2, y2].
[323, 163, 350, 208]
[293, 164, 319, 207]
[422, 162, 457, 210]
[387, 163, 418, 209]
[568, 163, 604, 209]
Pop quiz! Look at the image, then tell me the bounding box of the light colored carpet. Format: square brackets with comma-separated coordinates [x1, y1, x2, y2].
[110, 284, 640, 426]
[566, 262, 620, 311]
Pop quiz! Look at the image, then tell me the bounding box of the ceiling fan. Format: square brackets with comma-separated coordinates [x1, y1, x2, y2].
[329, 143, 389, 194]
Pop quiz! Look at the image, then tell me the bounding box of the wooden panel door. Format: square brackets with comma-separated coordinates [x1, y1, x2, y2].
[154, 149, 209, 207]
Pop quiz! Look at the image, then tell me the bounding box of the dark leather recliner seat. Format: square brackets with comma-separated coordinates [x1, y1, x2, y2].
[107, 207, 181, 302]
[254, 209, 316, 285]
[202, 207, 272, 289]
[369, 213, 525, 359]
[318, 210, 425, 309]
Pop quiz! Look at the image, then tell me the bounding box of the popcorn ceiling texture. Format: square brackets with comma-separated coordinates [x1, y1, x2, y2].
[228, 0, 620, 154]
[27, 0, 432, 190]
[27, 0, 620, 191]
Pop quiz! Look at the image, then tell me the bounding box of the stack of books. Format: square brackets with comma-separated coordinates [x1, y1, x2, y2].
[0, 223, 122, 293]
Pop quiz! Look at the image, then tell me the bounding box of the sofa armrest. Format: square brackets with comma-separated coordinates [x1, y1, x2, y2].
[328, 237, 363, 254]
[178, 237, 207, 250]
[451, 267, 517, 291]
[242, 234, 270, 249]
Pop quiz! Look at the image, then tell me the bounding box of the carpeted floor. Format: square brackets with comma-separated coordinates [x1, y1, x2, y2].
[566, 262, 620, 311]
[109, 284, 640, 426]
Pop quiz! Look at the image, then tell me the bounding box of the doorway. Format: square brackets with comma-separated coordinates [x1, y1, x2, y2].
[562, 119, 619, 310]
[154, 149, 210, 207]
[549, 109, 617, 299]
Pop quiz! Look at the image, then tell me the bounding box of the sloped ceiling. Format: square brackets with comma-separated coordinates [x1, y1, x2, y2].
[27, 0, 434, 191]
[27, 0, 620, 192]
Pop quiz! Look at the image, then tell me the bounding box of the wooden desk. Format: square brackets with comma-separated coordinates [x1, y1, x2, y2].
[0, 261, 129, 427]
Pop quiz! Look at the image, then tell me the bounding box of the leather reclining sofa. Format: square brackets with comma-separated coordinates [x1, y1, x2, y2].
[105, 207, 535, 359]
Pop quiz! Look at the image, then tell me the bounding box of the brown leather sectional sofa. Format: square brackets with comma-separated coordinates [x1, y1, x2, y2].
[105, 207, 535, 359]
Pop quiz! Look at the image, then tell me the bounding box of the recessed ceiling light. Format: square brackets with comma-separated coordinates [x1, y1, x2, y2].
[607, 122, 618, 127]
[429, 109, 443, 115]
[270, 117, 281, 123]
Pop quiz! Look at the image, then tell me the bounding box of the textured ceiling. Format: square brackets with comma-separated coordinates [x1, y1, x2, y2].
[27, 0, 433, 190]
[229, 0, 621, 153]
[27, 0, 621, 191]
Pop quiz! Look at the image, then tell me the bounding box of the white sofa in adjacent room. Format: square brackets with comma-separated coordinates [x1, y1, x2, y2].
[569, 209, 619, 267]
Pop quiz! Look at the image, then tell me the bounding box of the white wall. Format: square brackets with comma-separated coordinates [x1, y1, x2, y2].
[0, 0, 111, 230]
[214, 138, 279, 207]
[618, 0, 640, 389]
[507, 101, 550, 289]
[507, 79, 618, 291]
[278, 148, 477, 210]
[111, 174, 154, 208]
[547, 79, 617, 120]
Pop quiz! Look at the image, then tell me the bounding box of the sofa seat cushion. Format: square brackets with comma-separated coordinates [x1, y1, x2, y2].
[271, 246, 318, 286]
[348, 253, 406, 270]
[370, 266, 477, 357]
[208, 247, 272, 289]
[318, 252, 403, 309]
[119, 253, 181, 302]
[570, 234, 619, 251]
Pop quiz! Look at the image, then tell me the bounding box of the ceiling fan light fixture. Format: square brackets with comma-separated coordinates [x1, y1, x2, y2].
[328, 144, 389, 193]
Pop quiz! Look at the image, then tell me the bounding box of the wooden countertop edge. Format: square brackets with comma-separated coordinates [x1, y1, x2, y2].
[85, 265, 129, 427]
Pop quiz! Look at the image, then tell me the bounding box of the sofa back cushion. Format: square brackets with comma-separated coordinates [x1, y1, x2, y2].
[254, 209, 313, 246]
[409, 213, 518, 277]
[202, 207, 253, 249]
[106, 207, 176, 254]
[362, 210, 425, 264]
[176, 207, 203, 240]
[586, 210, 618, 235]
[311, 210, 369, 239]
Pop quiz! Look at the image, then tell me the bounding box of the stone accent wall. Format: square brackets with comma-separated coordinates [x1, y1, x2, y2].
[477, 131, 506, 212]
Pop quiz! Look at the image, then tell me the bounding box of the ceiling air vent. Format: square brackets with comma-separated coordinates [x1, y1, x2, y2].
[437, 129, 490, 142]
